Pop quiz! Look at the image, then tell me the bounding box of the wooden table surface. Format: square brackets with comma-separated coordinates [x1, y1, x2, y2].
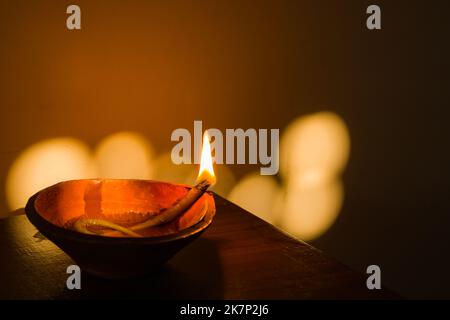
[0, 194, 398, 299]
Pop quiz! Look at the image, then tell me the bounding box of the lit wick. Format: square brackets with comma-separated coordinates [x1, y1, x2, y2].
[129, 132, 216, 231]
[73, 132, 216, 236]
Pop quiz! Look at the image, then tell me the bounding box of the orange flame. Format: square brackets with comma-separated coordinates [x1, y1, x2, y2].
[197, 131, 216, 185]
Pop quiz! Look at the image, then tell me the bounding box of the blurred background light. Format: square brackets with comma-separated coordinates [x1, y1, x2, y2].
[276, 111, 350, 240]
[6, 138, 94, 210]
[227, 111, 350, 241]
[94, 131, 154, 179]
[280, 111, 350, 179]
[228, 173, 280, 224]
[278, 178, 344, 241]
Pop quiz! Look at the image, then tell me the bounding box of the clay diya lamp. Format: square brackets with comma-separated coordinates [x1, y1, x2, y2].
[24, 133, 216, 279]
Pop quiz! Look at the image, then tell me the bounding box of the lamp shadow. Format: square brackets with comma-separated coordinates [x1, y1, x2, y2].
[57, 237, 224, 299]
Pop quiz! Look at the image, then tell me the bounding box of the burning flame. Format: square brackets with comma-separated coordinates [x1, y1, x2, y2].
[197, 131, 216, 185]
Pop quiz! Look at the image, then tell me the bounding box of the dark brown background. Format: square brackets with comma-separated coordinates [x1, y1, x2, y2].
[0, 0, 449, 298]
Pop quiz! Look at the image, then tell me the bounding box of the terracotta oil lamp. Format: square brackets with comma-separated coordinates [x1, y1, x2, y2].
[25, 133, 216, 279]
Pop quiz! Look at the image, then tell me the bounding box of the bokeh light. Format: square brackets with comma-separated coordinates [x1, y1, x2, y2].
[227, 111, 350, 241]
[278, 178, 344, 241]
[280, 111, 350, 179]
[228, 173, 280, 224]
[277, 111, 350, 240]
[6, 138, 94, 210]
[94, 131, 154, 179]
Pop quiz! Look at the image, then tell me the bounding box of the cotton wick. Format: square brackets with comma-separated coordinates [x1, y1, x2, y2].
[129, 177, 214, 231]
